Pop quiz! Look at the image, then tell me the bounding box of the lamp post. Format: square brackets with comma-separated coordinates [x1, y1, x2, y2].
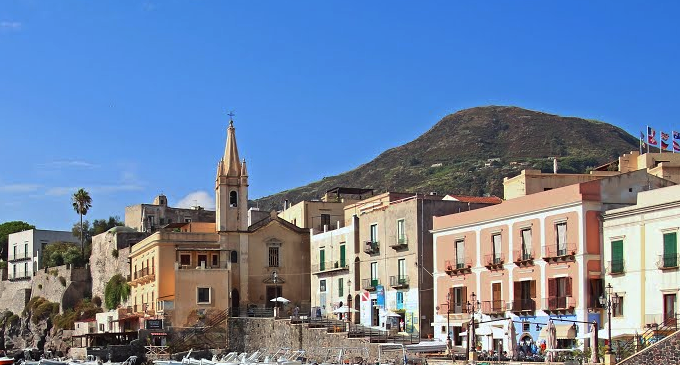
[272, 271, 279, 318]
[446, 292, 452, 350]
[599, 283, 620, 360]
[466, 292, 481, 362]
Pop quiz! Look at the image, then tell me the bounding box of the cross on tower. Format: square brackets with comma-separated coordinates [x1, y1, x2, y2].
[227, 110, 235, 122]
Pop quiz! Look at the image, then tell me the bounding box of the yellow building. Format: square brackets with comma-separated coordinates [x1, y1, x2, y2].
[128, 119, 310, 326]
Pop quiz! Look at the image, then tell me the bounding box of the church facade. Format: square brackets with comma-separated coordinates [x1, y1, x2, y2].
[127, 118, 311, 326]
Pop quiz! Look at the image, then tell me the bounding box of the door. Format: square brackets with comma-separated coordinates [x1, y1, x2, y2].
[371, 262, 378, 287]
[664, 294, 676, 325]
[492, 283, 502, 311]
[340, 245, 346, 267]
[197, 254, 207, 267]
[371, 299, 379, 326]
[398, 259, 406, 282]
[320, 248, 325, 271]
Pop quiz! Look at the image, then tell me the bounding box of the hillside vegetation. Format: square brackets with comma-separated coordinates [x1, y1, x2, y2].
[253, 106, 638, 210]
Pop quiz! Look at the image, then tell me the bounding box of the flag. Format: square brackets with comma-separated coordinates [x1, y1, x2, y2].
[661, 131, 670, 141]
[674, 131, 680, 152]
[662, 140, 670, 150]
[648, 127, 657, 146]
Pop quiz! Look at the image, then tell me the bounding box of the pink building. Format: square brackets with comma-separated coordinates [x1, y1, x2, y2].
[431, 170, 673, 353]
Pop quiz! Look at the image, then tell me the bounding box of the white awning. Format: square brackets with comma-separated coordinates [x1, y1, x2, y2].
[538, 324, 576, 339]
[476, 326, 505, 339]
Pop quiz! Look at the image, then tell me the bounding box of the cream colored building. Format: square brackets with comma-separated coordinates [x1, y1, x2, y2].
[602, 184, 680, 338]
[278, 187, 373, 231]
[125, 194, 216, 233]
[504, 151, 680, 200]
[128, 119, 310, 327]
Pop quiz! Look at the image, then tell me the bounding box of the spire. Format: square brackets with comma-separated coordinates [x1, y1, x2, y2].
[241, 159, 248, 177]
[221, 119, 241, 177]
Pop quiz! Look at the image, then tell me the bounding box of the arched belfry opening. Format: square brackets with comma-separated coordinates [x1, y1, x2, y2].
[230, 191, 238, 207]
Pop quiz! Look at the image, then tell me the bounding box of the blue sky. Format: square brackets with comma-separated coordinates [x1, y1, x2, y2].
[1, 1, 679, 231]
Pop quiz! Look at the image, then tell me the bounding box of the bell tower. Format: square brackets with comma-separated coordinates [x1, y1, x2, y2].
[215, 117, 249, 232]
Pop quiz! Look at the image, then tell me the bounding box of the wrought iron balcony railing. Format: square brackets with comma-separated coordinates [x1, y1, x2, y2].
[606, 259, 625, 274]
[389, 275, 409, 288]
[364, 241, 379, 254]
[513, 249, 534, 265]
[543, 243, 577, 262]
[657, 254, 680, 269]
[484, 253, 504, 270]
[444, 259, 472, 276]
[543, 296, 575, 312]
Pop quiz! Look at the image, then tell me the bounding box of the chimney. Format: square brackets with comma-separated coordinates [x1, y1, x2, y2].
[553, 158, 558, 174]
[283, 199, 289, 211]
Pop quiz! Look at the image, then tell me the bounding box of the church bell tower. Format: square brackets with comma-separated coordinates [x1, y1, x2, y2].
[215, 117, 249, 232]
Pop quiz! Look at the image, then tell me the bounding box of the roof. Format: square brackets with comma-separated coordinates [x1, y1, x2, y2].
[326, 187, 374, 195]
[444, 195, 503, 204]
[248, 214, 308, 234]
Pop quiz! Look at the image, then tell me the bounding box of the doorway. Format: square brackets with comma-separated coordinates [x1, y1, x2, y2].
[664, 294, 676, 325]
[371, 299, 379, 326]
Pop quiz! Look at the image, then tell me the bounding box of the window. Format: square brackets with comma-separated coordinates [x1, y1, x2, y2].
[197, 287, 211, 304]
[319, 248, 325, 271]
[663, 232, 678, 268]
[320, 214, 331, 229]
[184, 218, 192, 223]
[99, 324, 104, 332]
[12, 245, 16, 259]
[548, 277, 573, 309]
[370, 262, 378, 286]
[398, 259, 406, 280]
[513, 280, 537, 311]
[230, 251, 238, 263]
[397, 219, 406, 243]
[339, 244, 346, 267]
[614, 296, 624, 317]
[338, 278, 344, 297]
[180, 254, 191, 266]
[211, 254, 218, 267]
[521, 229, 532, 260]
[455, 240, 465, 268]
[269, 247, 280, 267]
[320, 279, 326, 292]
[148, 215, 155, 226]
[24, 242, 28, 257]
[522, 322, 530, 332]
[24, 262, 29, 277]
[556, 223, 568, 256]
[197, 254, 207, 267]
[370, 224, 378, 243]
[450, 286, 466, 313]
[611, 240, 624, 273]
[167, 218, 173, 224]
[160, 218, 165, 225]
[492, 234, 502, 263]
[229, 191, 238, 207]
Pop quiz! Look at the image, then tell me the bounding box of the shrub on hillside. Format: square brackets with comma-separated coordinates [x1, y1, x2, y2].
[104, 274, 131, 310]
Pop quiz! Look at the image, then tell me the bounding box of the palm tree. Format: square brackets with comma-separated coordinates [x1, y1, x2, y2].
[72, 188, 92, 257]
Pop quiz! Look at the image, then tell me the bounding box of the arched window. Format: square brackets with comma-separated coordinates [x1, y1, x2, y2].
[229, 191, 238, 207]
[230, 251, 238, 263]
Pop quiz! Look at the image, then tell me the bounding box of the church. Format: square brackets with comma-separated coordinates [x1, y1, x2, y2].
[127, 117, 311, 326]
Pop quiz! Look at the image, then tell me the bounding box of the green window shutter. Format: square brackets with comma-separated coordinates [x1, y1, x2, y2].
[611, 240, 623, 273]
[664, 233, 677, 267]
[340, 245, 346, 267]
[320, 249, 325, 271]
[339, 278, 343, 297]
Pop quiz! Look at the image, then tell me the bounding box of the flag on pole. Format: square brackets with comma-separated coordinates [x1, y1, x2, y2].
[648, 127, 658, 146]
[662, 139, 670, 151]
[661, 131, 670, 151]
[640, 131, 646, 154]
[673, 131, 680, 153]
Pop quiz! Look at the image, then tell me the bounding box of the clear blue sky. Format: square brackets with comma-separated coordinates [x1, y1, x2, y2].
[1, 1, 679, 231]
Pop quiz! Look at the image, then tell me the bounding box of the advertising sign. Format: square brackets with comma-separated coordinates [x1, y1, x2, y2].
[145, 319, 163, 330]
[360, 290, 371, 326]
[376, 285, 385, 307]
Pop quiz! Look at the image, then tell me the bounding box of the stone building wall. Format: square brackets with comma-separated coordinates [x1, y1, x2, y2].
[227, 318, 395, 363]
[90, 229, 146, 302]
[619, 329, 680, 365]
[0, 280, 32, 315]
[31, 264, 91, 311]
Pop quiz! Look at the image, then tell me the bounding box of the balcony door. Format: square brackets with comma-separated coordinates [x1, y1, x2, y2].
[664, 294, 676, 325]
[455, 240, 465, 268]
[556, 223, 567, 256]
[492, 234, 502, 264]
[492, 283, 502, 311]
[370, 262, 378, 286]
[521, 229, 532, 259]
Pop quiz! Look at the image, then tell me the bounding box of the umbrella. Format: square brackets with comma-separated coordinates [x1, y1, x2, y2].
[507, 319, 517, 359]
[545, 320, 557, 362]
[332, 305, 358, 314]
[269, 297, 290, 303]
[590, 322, 599, 363]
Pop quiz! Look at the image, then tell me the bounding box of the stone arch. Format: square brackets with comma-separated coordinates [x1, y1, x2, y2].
[230, 250, 238, 263]
[229, 191, 238, 207]
[354, 294, 361, 324]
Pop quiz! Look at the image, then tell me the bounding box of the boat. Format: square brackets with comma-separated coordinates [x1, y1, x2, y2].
[154, 349, 192, 365]
[0, 357, 14, 365]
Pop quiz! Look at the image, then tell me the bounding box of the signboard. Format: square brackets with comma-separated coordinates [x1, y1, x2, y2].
[360, 291, 371, 326]
[145, 319, 163, 330]
[376, 285, 385, 307]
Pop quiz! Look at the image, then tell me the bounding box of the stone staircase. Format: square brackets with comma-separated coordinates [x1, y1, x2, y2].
[617, 314, 680, 364]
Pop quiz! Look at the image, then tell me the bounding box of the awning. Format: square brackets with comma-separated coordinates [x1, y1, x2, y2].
[538, 324, 576, 339]
[461, 326, 504, 339]
[150, 332, 167, 336]
[597, 328, 635, 340]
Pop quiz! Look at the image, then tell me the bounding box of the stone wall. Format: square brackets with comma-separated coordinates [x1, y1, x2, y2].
[227, 318, 393, 363]
[90, 230, 146, 301]
[31, 264, 91, 311]
[0, 280, 32, 315]
[620, 330, 680, 365]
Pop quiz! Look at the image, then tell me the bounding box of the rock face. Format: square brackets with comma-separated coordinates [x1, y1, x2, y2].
[31, 265, 90, 312]
[90, 228, 147, 301]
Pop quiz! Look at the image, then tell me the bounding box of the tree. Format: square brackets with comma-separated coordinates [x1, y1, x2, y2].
[42, 242, 84, 268]
[0, 221, 35, 261]
[72, 189, 92, 257]
[104, 274, 130, 310]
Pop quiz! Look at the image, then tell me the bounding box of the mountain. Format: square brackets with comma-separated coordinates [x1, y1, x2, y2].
[253, 106, 639, 210]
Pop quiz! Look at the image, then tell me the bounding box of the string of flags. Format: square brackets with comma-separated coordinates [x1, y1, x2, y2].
[641, 127, 680, 153]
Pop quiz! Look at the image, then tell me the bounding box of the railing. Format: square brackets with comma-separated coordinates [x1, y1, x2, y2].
[444, 259, 472, 275]
[361, 278, 379, 290]
[8, 251, 30, 262]
[312, 261, 349, 273]
[616, 312, 679, 360]
[389, 275, 409, 288]
[656, 254, 680, 269]
[513, 249, 534, 264]
[481, 300, 506, 314]
[508, 299, 536, 312]
[230, 306, 275, 318]
[606, 259, 625, 274]
[134, 267, 149, 279]
[448, 303, 467, 314]
[177, 261, 229, 270]
[484, 253, 505, 268]
[390, 236, 408, 249]
[364, 241, 379, 254]
[133, 303, 156, 313]
[543, 296, 575, 311]
[543, 242, 577, 259]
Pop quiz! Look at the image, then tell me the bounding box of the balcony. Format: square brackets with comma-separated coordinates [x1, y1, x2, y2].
[543, 296, 575, 313]
[362, 278, 380, 291]
[389, 275, 409, 288]
[389, 236, 408, 250]
[312, 261, 349, 275]
[364, 241, 379, 254]
[444, 259, 472, 276]
[484, 254, 505, 270]
[133, 303, 156, 315]
[513, 249, 534, 267]
[606, 260, 625, 275]
[657, 254, 680, 270]
[481, 300, 506, 316]
[177, 261, 229, 270]
[129, 267, 155, 286]
[542, 243, 577, 263]
[8, 251, 30, 262]
[508, 299, 536, 313]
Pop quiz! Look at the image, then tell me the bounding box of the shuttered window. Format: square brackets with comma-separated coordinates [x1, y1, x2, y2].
[664, 233, 678, 268]
[611, 240, 624, 273]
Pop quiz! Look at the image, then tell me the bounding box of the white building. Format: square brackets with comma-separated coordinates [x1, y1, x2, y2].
[7, 229, 79, 280]
[603, 184, 680, 338]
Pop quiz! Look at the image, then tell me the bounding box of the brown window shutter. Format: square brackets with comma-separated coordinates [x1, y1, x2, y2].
[565, 277, 573, 297]
[548, 278, 556, 297]
[530, 280, 537, 298]
[514, 281, 521, 301]
[462, 286, 468, 312]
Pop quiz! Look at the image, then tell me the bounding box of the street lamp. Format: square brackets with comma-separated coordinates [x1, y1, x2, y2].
[272, 271, 279, 318]
[466, 292, 481, 359]
[599, 283, 620, 355]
